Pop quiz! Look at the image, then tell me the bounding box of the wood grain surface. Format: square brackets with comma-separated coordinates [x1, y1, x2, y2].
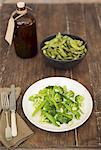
[1, 0, 101, 4]
[0, 3, 101, 149]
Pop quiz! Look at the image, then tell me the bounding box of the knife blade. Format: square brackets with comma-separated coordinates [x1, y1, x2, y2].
[10, 84, 17, 137]
[10, 84, 16, 111]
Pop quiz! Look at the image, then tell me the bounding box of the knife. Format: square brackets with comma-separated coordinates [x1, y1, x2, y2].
[10, 84, 17, 137]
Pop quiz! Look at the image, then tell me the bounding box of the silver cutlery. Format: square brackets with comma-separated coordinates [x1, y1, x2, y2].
[1, 92, 12, 141]
[10, 84, 17, 137]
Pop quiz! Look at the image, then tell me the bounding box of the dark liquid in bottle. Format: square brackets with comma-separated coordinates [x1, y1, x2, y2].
[14, 12, 37, 58]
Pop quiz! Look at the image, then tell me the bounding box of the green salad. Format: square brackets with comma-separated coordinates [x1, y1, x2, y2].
[42, 33, 87, 60]
[29, 85, 84, 127]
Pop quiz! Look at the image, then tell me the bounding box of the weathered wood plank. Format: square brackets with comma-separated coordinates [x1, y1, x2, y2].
[2, 0, 101, 4]
[66, 3, 98, 147]
[0, 148, 101, 150]
[36, 4, 70, 78]
[84, 4, 101, 146]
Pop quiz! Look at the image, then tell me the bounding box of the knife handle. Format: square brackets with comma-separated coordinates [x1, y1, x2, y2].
[11, 111, 17, 137]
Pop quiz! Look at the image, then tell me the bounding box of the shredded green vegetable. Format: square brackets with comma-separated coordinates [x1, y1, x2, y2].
[29, 85, 84, 127]
[41, 33, 87, 60]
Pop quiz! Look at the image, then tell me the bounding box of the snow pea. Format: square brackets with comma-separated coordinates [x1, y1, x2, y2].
[43, 112, 60, 127]
[32, 100, 46, 116]
[41, 33, 87, 60]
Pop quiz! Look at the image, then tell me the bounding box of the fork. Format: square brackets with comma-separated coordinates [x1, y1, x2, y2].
[1, 92, 12, 141]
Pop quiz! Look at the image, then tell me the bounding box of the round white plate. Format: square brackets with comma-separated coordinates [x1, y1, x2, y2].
[22, 77, 93, 132]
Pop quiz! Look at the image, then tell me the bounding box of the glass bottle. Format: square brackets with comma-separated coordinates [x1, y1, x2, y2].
[14, 2, 37, 58]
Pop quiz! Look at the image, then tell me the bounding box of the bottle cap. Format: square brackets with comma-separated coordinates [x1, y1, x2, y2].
[17, 2, 25, 9]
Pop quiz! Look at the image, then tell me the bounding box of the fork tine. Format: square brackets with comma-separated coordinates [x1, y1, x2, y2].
[6, 93, 9, 108]
[1, 92, 9, 110]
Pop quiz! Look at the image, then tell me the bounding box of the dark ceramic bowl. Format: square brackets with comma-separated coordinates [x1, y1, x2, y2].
[40, 34, 88, 69]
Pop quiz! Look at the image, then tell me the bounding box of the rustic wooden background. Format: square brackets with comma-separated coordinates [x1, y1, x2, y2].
[0, 0, 101, 4]
[0, 2, 101, 150]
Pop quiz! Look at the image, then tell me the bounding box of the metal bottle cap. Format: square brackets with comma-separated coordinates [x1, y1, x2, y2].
[17, 2, 25, 9]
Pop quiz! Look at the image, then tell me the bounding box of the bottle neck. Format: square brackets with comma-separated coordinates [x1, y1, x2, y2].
[17, 6, 26, 11]
[16, 7, 27, 15]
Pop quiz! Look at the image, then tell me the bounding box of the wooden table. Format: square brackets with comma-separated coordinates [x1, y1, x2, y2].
[0, 3, 101, 150]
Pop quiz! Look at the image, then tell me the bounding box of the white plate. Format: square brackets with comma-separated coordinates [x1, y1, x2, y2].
[22, 77, 93, 132]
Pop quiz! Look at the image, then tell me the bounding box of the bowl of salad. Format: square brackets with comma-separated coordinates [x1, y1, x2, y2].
[40, 33, 88, 69]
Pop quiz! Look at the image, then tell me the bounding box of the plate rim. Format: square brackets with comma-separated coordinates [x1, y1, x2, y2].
[22, 77, 93, 132]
